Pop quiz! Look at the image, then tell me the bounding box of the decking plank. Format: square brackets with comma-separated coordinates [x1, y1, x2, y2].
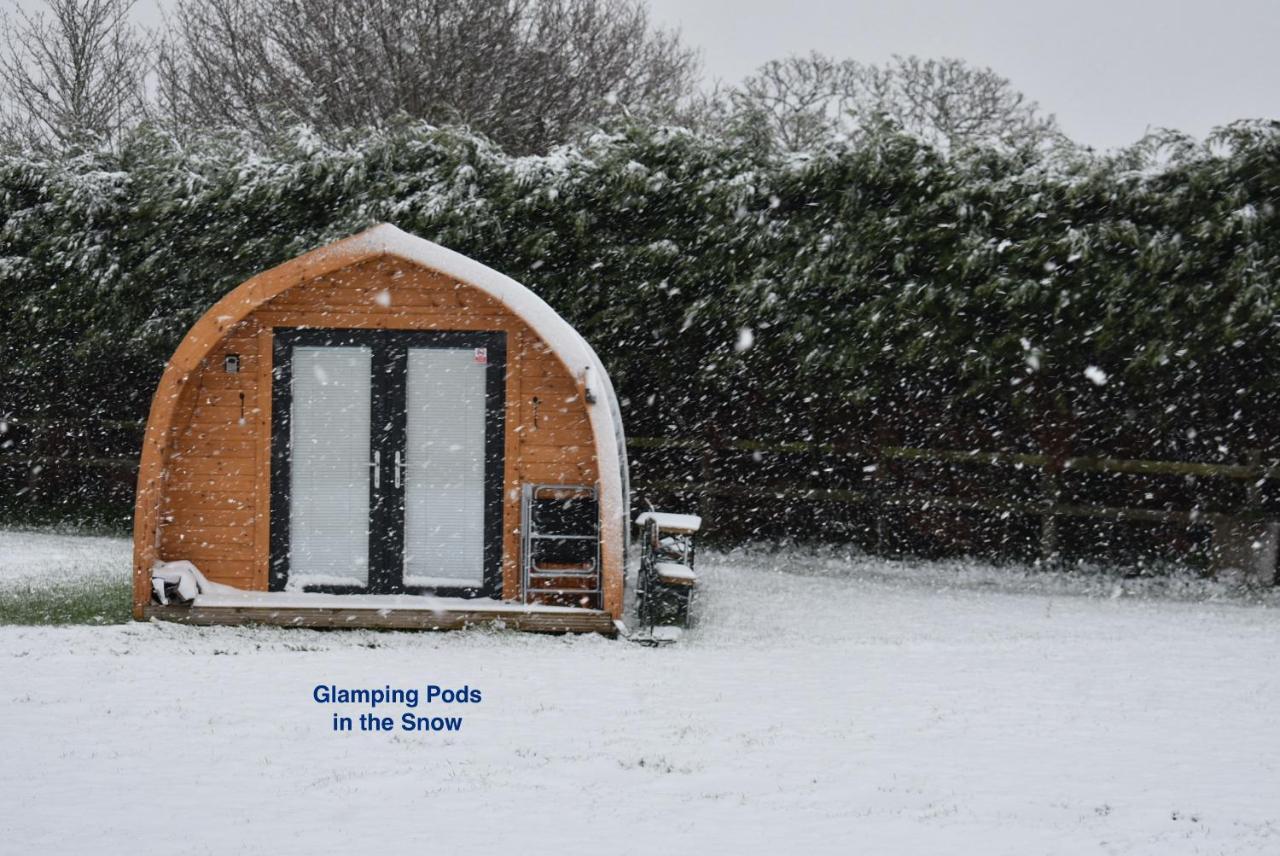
[144, 604, 616, 635]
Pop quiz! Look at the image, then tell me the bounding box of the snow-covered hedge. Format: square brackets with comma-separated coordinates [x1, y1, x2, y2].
[2, 120, 1278, 466]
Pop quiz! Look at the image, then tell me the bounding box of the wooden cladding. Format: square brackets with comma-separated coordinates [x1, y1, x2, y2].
[151, 256, 600, 602]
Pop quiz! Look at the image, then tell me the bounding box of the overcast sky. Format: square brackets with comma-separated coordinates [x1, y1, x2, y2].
[646, 0, 1280, 150]
[15, 0, 1276, 151]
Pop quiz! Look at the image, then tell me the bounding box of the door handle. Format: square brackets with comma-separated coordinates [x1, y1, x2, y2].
[371, 450, 380, 489]
[394, 450, 404, 488]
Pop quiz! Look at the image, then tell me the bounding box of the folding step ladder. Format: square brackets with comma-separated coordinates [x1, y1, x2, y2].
[521, 484, 601, 609]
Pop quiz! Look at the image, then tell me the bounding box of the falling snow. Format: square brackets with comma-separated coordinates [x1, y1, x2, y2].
[1, 532, 1278, 854]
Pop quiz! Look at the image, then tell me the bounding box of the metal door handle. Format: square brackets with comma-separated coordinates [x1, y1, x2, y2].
[371, 450, 380, 489]
[394, 450, 404, 488]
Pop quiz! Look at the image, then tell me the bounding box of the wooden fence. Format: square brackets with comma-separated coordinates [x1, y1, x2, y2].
[626, 436, 1278, 573]
[628, 436, 1276, 520]
[3, 416, 1278, 575]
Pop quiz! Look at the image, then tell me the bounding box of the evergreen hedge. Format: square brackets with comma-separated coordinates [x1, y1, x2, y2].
[2, 120, 1278, 540]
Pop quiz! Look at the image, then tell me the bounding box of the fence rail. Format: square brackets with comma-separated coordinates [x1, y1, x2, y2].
[3, 422, 1276, 546]
[625, 436, 1277, 567]
[628, 436, 1279, 482]
[5, 415, 1273, 482]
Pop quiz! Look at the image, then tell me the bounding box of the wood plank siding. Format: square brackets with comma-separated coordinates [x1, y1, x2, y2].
[145, 255, 604, 612]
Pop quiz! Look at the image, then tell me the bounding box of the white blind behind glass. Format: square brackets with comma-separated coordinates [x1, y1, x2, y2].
[403, 348, 486, 586]
[289, 346, 371, 585]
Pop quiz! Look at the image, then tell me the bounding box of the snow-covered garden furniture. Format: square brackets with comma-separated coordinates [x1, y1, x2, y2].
[635, 511, 702, 632]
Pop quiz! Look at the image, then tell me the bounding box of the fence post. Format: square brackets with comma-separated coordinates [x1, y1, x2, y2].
[1210, 449, 1279, 586]
[699, 426, 719, 537]
[873, 449, 886, 555]
[1037, 435, 1071, 568]
[1039, 464, 1061, 565]
[872, 424, 900, 557]
[1245, 449, 1263, 509]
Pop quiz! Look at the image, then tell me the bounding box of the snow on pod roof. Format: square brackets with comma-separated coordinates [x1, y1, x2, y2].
[153, 223, 628, 575]
[337, 224, 629, 563]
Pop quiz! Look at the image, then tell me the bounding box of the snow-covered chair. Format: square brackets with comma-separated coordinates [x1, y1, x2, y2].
[150, 560, 212, 605]
[149, 560, 241, 605]
[634, 511, 702, 632]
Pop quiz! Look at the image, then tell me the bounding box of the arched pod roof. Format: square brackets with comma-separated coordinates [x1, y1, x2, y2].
[132, 224, 628, 616]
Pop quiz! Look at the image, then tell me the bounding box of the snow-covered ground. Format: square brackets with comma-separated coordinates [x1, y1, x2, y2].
[0, 529, 131, 584]
[1, 532, 1278, 855]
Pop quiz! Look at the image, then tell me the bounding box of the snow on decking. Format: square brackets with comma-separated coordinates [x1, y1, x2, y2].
[1, 532, 1278, 854]
[193, 588, 598, 613]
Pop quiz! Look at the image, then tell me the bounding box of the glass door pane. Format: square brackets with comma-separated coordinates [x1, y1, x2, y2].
[403, 348, 487, 587]
[289, 346, 372, 586]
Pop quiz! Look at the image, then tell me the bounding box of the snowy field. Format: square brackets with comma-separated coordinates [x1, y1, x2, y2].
[0, 529, 131, 585]
[1, 532, 1278, 854]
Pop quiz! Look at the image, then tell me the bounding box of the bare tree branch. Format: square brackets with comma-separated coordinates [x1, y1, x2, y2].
[716, 52, 1066, 156]
[0, 0, 152, 151]
[158, 0, 700, 153]
[863, 56, 1062, 152]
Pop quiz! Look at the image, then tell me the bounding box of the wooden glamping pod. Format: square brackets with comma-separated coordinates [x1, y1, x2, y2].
[133, 224, 628, 634]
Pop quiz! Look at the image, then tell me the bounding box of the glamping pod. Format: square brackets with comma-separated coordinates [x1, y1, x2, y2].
[133, 225, 628, 634]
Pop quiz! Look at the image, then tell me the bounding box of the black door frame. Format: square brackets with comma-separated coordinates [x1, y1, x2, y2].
[269, 327, 507, 599]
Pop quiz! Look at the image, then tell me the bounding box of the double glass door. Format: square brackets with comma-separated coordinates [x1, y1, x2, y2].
[269, 329, 505, 597]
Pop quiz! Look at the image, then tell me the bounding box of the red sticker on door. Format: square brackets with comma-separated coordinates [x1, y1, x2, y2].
[474, 347, 488, 365]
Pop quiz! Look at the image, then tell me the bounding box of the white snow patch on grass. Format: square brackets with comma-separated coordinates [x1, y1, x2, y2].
[1, 532, 1278, 853]
[0, 529, 130, 585]
[0, 530, 131, 624]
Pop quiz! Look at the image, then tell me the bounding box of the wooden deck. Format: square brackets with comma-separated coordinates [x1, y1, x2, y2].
[143, 600, 617, 635]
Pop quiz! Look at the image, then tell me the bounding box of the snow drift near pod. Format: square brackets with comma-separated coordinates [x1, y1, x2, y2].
[132, 224, 630, 633]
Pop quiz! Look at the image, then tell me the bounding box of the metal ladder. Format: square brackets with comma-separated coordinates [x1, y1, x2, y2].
[521, 484, 601, 609]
